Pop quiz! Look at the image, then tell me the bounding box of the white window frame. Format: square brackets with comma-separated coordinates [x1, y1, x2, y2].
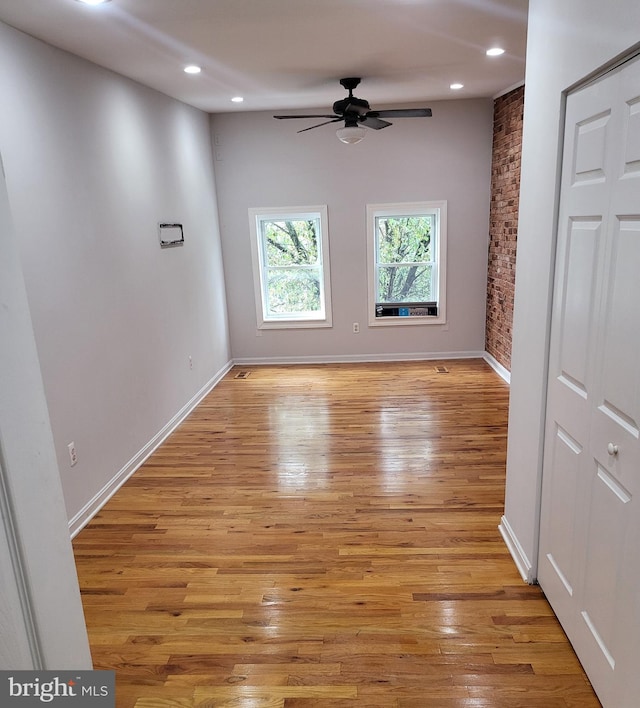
[366, 200, 447, 327]
[249, 205, 332, 329]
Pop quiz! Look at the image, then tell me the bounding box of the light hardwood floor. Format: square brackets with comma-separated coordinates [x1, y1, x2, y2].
[73, 360, 600, 707]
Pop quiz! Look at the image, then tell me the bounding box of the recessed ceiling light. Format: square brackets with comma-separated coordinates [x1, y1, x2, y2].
[450, 83, 464, 90]
[486, 47, 505, 56]
[75, 0, 111, 5]
[184, 65, 201, 75]
[231, 96, 244, 103]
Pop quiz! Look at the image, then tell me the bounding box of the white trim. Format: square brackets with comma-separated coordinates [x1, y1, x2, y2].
[257, 319, 333, 330]
[0, 453, 41, 667]
[366, 201, 447, 327]
[368, 316, 441, 328]
[248, 205, 333, 329]
[233, 351, 486, 366]
[68, 359, 233, 538]
[493, 81, 525, 100]
[498, 515, 536, 584]
[483, 352, 511, 384]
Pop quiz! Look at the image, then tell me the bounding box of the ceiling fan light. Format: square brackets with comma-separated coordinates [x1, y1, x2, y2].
[336, 126, 366, 144]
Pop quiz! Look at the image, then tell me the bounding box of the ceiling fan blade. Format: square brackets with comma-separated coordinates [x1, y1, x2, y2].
[360, 116, 392, 130]
[274, 114, 338, 120]
[368, 108, 432, 118]
[297, 118, 343, 133]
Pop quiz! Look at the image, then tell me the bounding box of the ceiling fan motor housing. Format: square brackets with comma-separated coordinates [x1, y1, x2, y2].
[332, 96, 370, 116]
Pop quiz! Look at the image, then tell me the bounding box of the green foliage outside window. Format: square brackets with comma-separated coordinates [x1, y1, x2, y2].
[376, 216, 434, 303]
[261, 219, 322, 315]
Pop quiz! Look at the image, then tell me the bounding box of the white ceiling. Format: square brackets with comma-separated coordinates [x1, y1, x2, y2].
[0, 0, 528, 114]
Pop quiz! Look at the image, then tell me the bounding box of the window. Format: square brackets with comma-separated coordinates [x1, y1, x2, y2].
[366, 201, 447, 326]
[249, 205, 332, 328]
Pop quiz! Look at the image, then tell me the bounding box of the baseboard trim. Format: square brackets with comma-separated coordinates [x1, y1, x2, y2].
[483, 353, 511, 384]
[499, 515, 536, 584]
[233, 350, 486, 366]
[68, 359, 233, 538]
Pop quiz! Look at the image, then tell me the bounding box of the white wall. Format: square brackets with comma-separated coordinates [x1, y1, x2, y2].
[0, 22, 231, 528]
[0, 151, 91, 669]
[503, 0, 640, 580]
[212, 99, 493, 362]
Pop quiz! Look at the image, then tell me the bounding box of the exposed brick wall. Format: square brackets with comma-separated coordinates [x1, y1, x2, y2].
[485, 85, 524, 372]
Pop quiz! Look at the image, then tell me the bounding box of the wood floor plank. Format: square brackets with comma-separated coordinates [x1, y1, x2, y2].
[73, 361, 601, 707]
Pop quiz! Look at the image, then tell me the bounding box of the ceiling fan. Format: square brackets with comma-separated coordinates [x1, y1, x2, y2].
[273, 77, 432, 144]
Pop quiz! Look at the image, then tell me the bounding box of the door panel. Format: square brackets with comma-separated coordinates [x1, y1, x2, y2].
[582, 461, 630, 664]
[557, 219, 600, 396]
[538, 76, 615, 625]
[573, 110, 610, 184]
[622, 97, 640, 174]
[539, 52, 640, 708]
[597, 219, 640, 434]
[544, 424, 582, 595]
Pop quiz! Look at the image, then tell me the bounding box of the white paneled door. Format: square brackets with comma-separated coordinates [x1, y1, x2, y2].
[538, 52, 640, 708]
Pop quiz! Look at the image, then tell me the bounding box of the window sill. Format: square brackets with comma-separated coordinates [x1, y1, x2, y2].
[368, 315, 446, 327]
[258, 319, 333, 330]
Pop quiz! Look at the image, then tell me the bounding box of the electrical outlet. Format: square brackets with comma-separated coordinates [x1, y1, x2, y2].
[68, 442, 78, 467]
[189, 355, 193, 370]
[353, 322, 360, 333]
